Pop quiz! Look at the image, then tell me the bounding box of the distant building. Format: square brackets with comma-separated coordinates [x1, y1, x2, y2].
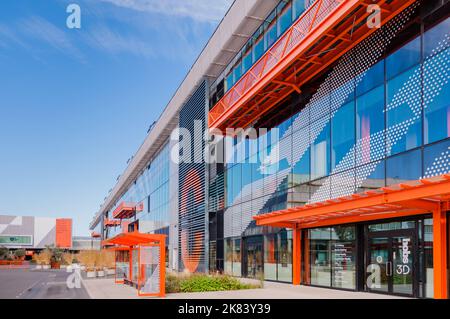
[72, 236, 101, 251]
[0, 215, 72, 250]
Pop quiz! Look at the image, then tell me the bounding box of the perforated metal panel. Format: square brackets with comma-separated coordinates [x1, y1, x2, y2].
[178, 80, 208, 273]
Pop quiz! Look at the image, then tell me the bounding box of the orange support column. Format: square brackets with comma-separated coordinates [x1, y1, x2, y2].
[293, 227, 301, 286]
[433, 206, 448, 299]
[159, 240, 166, 297]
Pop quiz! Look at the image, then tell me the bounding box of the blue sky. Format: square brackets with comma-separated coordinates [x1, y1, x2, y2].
[0, 0, 232, 236]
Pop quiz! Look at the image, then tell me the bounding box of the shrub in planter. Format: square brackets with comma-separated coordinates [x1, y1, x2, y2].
[38, 249, 52, 268]
[165, 274, 260, 293]
[13, 249, 26, 261]
[0, 246, 8, 260]
[78, 250, 97, 278]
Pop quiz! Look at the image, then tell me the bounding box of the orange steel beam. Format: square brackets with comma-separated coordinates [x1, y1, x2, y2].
[209, 0, 359, 130]
[292, 228, 301, 285]
[297, 209, 428, 230]
[235, 0, 413, 130]
[255, 175, 450, 226]
[433, 204, 448, 299]
[210, 0, 417, 132]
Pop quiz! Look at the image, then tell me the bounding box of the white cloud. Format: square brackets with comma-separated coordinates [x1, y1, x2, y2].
[99, 0, 234, 23]
[83, 25, 155, 58]
[19, 16, 84, 62]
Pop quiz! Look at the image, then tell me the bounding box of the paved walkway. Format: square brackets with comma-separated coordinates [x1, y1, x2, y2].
[82, 278, 406, 299]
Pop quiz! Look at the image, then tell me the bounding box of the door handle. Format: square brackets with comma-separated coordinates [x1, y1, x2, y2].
[386, 262, 393, 276]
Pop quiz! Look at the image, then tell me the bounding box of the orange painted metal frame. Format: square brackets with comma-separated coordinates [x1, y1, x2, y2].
[254, 174, 450, 299]
[112, 202, 144, 220]
[103, 232, 166, 297]
[137, 243, 166, 297]
[209, 0, 417, 132]
[104, 218, 121, 227]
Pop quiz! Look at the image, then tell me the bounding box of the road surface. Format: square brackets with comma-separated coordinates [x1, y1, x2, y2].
[0, 268, 90, 299]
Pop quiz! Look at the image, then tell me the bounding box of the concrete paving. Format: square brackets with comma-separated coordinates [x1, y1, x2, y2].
[82, 277, 406, 299]
[0, 268, 90, 299]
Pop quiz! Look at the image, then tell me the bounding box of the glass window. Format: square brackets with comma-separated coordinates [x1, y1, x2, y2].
[423, 219, 434, 298]
[232, 238, 241, 277]
[330, 226, 356, 289]
[253, 35, 265, 63]
[424, 50, 450, 144]
[293, 0, 306, 19]
[225, 238, 233, 275]
[356, 85, 385, 165]
[265, 22, 278, 50]
[308, 228, 331, 287]
[277, 231, 293, 282]
[264, 235, 277, 281]
[332, 101, 355, 170]
[311, 122, 330, 180]
[331, 169, 355, 199]
[226, 72, 234, 92]
[386, 37, 421, 79]
[423, 139, 450, 178]
[386, 66, 422, 155]
[278, 3, 292, 36]
[356, 60, 384, 97]
[242, 51, 253, 75]
[226, 165, 233, 207]
[357, 160, 385, 193]
[233, 62, 242, 83]
[386, 149, 422, 185]
[424, 18, 450, 59]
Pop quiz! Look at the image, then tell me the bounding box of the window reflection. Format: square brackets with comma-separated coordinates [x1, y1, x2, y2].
[387, 66, 422, 155]
[386, 149, 422, 185]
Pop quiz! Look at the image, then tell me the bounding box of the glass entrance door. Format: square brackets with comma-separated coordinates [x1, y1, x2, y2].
[243, 236, 263, 279]
[367, 230, 416, 297]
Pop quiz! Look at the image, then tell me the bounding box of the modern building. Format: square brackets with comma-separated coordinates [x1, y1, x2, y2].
[72, 236, 101, 251]
[90, 0, 450, 299]
[0, 215, 72, 250]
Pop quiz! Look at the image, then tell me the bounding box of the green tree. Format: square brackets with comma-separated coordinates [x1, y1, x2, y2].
[0, 246, 9, 260]
[14, 249, 26, 259]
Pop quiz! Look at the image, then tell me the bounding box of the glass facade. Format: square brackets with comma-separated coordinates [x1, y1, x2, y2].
[106, 142, 172, 239]
[221, 12, 449, 293]
[210, 0, 311, 106]
[305, 226, 356, 290]
[224, 17, 450, 229]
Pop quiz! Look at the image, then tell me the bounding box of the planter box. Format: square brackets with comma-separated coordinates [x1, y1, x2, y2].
[106, 268, 115, 276]
[35, 265, 42, 270]
[86, 271, 97, 278]
[60, 265, 67, 269]
[50, 262, 60, 269]
[97, 270, 105, 277]
[66, 265, 73, 273]
[43, 265, 50, 270]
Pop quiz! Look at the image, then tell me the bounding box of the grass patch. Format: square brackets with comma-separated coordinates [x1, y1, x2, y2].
[166, 273, 261, 293]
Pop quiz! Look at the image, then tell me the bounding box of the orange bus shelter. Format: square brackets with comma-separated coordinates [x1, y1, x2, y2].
[254, 174, 450, 299]
[103, 232, 166, 297]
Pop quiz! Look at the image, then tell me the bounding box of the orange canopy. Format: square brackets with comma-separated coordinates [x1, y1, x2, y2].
[254, 174, 450, 229]
[102, 232, 166, 247]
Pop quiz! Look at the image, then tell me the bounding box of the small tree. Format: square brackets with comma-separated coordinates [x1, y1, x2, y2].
[0, 246, 8, 260]
[39, 248, 52, 266]
[62, 252, 74, 265]
[14, 249, 26, 260]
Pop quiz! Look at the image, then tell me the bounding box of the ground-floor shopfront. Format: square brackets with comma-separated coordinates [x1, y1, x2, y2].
[226, 215, 444, 298]
[252, 174, 450, 299]
[302, 216, 436, 298]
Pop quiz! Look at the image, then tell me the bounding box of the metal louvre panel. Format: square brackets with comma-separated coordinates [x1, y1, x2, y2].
[209, 171, 225, 213]
[178, 80, 208, 273]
